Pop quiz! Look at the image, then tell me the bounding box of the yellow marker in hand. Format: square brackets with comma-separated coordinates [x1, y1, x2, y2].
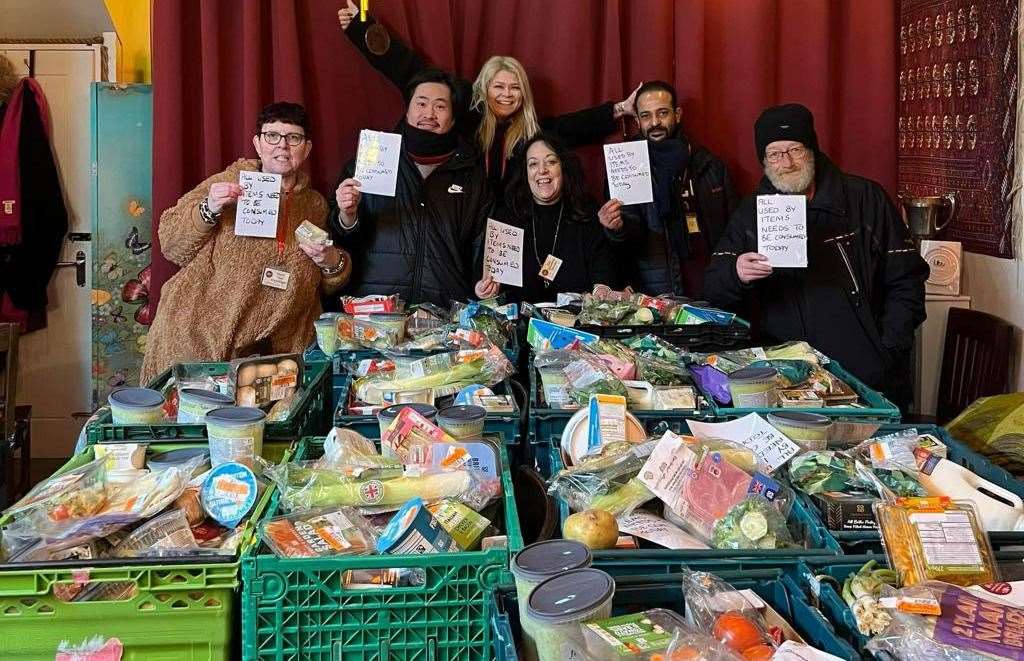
[360, 0, 368, 22]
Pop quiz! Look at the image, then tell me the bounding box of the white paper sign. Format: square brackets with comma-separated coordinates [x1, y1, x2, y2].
[235, 171, 281, 238]
[757, 194, 808, 267]
[603, 141, 654, 205]
[483, 218, 524, 287]
[688, 413, 801, 472]
[638, 431, 699, 517]
[354, 129, 402, 196]
[617, 511, 708, 550]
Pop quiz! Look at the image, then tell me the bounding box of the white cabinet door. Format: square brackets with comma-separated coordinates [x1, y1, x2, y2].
[8, 48, 97, 457]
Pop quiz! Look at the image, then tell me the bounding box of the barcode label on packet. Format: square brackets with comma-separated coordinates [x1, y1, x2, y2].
[909, 511, 984, 568]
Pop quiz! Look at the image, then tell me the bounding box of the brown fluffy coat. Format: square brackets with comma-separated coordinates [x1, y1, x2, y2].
[141, 159, 350, 383]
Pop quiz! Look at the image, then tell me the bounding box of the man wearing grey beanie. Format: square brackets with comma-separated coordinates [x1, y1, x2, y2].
[704, 103, 928, 411]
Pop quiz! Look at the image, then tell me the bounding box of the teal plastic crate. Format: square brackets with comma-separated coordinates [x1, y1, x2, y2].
[305, 330, 521, 374]
[333, 377, 526, 446]
[241, 434, 524, 660]
[706, 360, 901, 423]
[85, 360, 332, 444]
[527, 361, 709, 449]
[798, 425, 1024, 554]
[491, 564, 859, 660]
[543, 443, 841, 573]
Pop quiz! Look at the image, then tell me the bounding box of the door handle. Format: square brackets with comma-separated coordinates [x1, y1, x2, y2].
[55, 250, 87, 287]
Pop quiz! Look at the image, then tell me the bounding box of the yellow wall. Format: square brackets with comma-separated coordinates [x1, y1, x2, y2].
[103, 0, 150, 83]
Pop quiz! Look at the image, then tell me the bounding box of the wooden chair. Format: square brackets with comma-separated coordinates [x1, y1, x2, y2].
[935, 308, 1016, 425]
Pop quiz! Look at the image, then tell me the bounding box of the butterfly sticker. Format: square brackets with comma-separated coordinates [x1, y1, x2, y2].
[127, 199, 147, 218]
[107, 370, 128, 388]
[124, 226, 151, 256]
[109, 305, 127, 324]
[100, 253, 124, 281]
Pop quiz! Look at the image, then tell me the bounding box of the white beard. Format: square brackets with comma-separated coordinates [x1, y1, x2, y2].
[766, 155, 816, 194]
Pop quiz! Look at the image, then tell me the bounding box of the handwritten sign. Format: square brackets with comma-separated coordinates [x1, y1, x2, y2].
[688, 413, 801, 473]
[757, 195, 807, 267]
[354, 129, 402, 196]
[603, 141, 653, 205]
[483, 219, 524, 287]
[235, 171, 281, 238]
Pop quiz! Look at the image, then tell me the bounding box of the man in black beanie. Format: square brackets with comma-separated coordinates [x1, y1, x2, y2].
[704, 103, 928, 411]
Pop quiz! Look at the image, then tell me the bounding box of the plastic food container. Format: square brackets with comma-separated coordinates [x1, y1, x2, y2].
[201, 461, 259, 528]
[377, 403, 437, 439]
[437, 405, 487, 439]
[375, 497, 458, 555]
[512, 542, 594, 661]
[582, 609, 692, 659]
[314, 316, 338, 356]
[111, 508, 197, 558]
[108, 387, 165, 424]
[177, 388, 235, 424]
[526, 568, 616, 661]
[727, 367, 779, 407]
[148, 447, 210, 476]
[205, 406, 267, 468]
[767, 411, 833, 450]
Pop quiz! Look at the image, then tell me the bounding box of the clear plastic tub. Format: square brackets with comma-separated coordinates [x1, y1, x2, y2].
[727, 367, 779, 408]
[111, 508, 197, 557]
[437, 405, 487, 439]
[767, 411, 833, 451]
[526, 568, 615, 661]
[377, 403, 437, 439]
[108, 387, 165, 424]
[511, 540, 593, 661]
[177, 388, 235, 424]
[205, 406, 266, 468]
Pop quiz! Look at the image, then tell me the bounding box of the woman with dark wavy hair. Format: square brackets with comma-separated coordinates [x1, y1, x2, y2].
[474, 133, 616, 303]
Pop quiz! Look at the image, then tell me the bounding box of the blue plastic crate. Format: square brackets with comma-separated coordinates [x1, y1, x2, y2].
[798, 425, 1024, 554]
[332, 376, 526, 446]
[704, 360, 901, 423]
[527, 361, 710, 447]
[542, 443, 841, 573]
[491, 563, 858, 660]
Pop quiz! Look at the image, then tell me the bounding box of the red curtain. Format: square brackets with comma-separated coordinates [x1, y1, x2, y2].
[151, 0, 897, 308]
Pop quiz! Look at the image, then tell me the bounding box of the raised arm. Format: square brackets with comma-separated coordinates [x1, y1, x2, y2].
[158, 166, 240, 267]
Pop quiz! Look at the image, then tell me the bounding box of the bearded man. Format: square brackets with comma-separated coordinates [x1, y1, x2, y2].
[704, 103, 928, 411]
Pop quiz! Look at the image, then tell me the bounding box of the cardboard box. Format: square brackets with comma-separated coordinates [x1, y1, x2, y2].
[813, 491, 879, 531]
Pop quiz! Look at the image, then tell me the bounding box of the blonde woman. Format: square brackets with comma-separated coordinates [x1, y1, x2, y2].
[338, 1, 638, 200]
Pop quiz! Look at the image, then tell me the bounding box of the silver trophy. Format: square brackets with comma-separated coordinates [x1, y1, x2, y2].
[899, 193, 958, 240]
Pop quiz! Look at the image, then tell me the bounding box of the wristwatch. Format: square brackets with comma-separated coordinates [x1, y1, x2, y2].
[199, 198, 221, 225]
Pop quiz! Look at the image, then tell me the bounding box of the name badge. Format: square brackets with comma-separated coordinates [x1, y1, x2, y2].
[686, 212, 700, 234]
[261, 267, 291, 290]
[539, 254, 563, 282]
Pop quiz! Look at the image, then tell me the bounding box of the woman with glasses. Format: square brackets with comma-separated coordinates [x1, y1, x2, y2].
[141, 102, 351, 382]
[337, 1, 638, 202]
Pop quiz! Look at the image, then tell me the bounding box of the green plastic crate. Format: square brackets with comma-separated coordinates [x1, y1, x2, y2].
[543, 444, 841, 572]
[491, 564, 859, 660]
[706, 360, 901, 423]
[0, 441, 280, 660]
[86, 360, 332, 444]
[332, 377, 526, 447]
[241, 434, 524, 660]
[801, 425, 1024, 554]
[527, 361, 710, 449]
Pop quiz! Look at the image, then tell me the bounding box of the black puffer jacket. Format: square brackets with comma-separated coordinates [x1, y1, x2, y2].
[608, 140, 737, 296]
[704, 153, 928, 408]
[328, 138, 492, 306]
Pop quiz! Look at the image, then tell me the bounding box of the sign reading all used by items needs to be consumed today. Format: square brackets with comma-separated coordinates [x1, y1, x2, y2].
[354, 129, 402, 197]
[483, 218, 524, 287]
[603, 141, 654, 206]
[756, 194, 808, 267]
[235, 171, 282, 238]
